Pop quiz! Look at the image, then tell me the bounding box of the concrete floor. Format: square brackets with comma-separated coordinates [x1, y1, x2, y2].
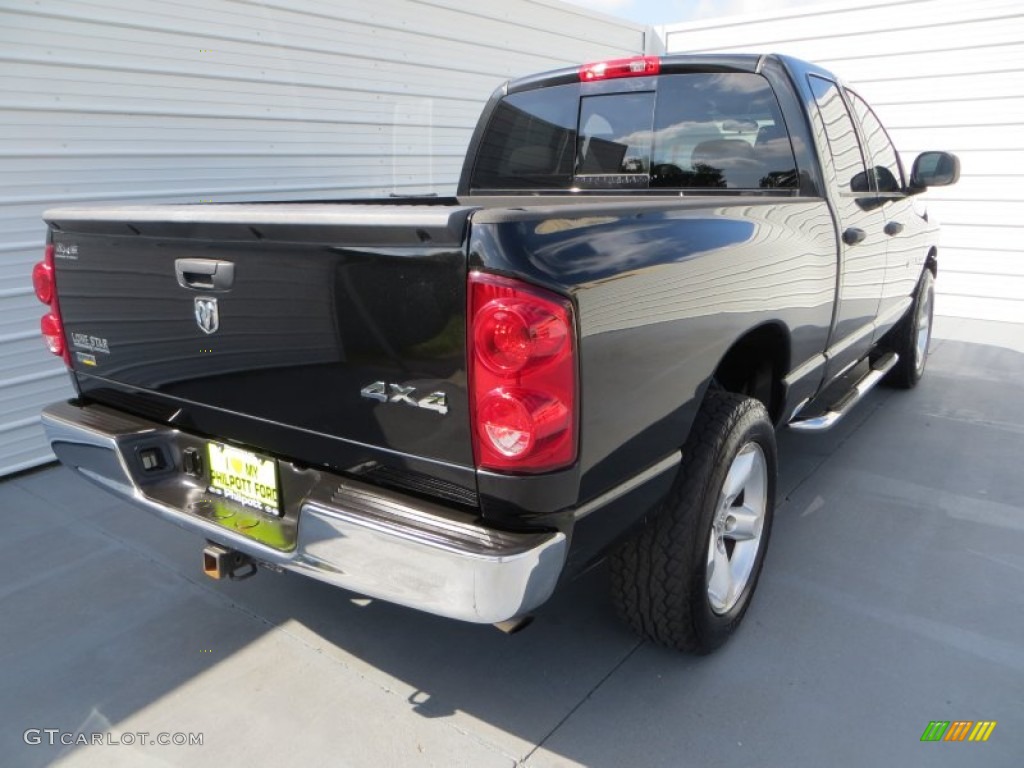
[2, 317, 1022, 767]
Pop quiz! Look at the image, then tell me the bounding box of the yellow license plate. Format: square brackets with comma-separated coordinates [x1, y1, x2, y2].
[206, 441, 281, 516]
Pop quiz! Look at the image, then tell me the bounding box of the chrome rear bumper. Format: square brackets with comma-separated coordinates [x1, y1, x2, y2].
[40, 400, 566, 624]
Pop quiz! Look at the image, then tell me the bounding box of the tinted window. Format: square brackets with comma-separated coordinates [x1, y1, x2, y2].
[808, 76, 868, 194]
[471, 84, 578, 190]
[847, 90, 903, 193]
[652, 73, 798, 190]
[469, 73, 799, 192]
[576, 92, 655, 188]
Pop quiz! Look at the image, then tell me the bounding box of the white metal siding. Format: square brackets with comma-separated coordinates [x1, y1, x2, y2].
[0, 0, 648, 476]
[661, 0, 1024, 324]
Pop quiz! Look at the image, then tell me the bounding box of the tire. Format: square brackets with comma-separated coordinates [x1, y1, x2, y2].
[883, 269, 935, 389]
[609, 390, 777, 654]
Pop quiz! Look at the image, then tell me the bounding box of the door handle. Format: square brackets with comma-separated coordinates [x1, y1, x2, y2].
[842, 227, 866, 246]
[175, 259, 235, 291]
[884, 221, 905, 236]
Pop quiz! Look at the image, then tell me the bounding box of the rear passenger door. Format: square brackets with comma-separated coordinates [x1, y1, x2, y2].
[846, 89, 923, 337]
[808, 75, 889, 381]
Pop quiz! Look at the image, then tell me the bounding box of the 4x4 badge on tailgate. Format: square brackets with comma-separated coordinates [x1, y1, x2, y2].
[360, 381, 448, 415]
[194, 297, 219, 335]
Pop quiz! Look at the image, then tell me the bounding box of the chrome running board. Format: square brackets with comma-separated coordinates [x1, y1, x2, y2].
[788, 352, 898, 433]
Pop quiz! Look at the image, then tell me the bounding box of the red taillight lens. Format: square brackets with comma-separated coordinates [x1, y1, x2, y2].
[34, 243, 70, 365]
[473, 299, 569, 374]
[479, 392, 535, 458]
[41, 312, 65, 356]
[579, 55, 660, 82]
[468, 272, 576, 472]
[33, 261, 54, 305]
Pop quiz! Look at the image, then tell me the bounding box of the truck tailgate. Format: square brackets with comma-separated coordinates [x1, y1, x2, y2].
[44, 201, 477, 480]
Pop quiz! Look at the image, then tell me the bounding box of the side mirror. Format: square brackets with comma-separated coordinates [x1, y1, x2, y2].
[909, 151, 960, 192]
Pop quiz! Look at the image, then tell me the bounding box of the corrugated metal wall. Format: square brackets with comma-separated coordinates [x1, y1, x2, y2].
[0, 0, 648, 476]
[660, 0, 1024, 324]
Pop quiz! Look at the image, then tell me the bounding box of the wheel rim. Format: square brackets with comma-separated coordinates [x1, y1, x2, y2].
[706, 441, 768, 615]
[914, 281, 933, 374]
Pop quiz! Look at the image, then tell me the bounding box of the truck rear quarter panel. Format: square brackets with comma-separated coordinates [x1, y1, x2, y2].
[469, 197, 837, 505]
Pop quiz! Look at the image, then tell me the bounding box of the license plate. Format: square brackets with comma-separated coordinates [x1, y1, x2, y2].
[206, 441, 281, 516]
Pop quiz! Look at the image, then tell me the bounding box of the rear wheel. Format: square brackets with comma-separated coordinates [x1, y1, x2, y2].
[884, 269, 935, 389]
[609, 390, 777, 654]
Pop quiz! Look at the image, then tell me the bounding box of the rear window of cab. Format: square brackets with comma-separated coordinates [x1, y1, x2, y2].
[469, 72, 799, 192]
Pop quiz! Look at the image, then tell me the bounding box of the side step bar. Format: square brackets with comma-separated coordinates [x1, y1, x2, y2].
[789, 352, 898, 433]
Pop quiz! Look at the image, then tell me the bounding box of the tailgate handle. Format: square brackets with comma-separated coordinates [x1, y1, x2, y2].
[175, 259, 235, 291]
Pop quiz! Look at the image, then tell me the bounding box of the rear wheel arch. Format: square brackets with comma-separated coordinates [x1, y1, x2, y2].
[706, 322, 791, 425]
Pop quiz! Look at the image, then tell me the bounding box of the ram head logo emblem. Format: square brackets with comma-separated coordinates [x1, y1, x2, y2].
[194, 297, 219, 335]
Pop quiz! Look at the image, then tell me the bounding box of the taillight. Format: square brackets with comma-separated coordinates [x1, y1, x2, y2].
[32, 260, 53, 304]
[34, 243, 70, 365]
[579, 55, 660, 82]
[41, 313, 64, 356]
[468, 272, 577, 472]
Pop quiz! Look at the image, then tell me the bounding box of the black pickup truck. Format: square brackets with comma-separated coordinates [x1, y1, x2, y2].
[35, 54, 958, 653]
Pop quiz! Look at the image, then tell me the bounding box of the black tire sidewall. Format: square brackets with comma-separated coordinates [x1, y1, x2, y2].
[607, 391, 779, 654]
[687, 400, 777, 651]
[885, 269, 935, 389]
[911, 271, 935, 380]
